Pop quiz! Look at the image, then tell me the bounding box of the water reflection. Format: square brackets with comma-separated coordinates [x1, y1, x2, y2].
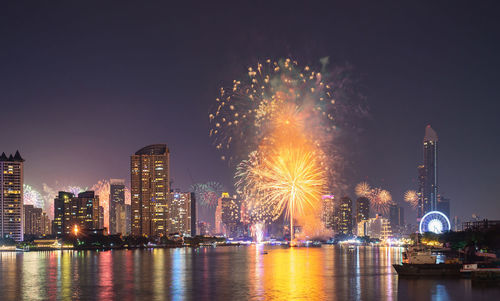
[0, 246, 499, 300]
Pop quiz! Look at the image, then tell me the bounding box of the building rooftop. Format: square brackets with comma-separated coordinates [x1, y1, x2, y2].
[0, 150, 24, 162]
[424, 125, 438, 142]
[134, 144, 169, 156]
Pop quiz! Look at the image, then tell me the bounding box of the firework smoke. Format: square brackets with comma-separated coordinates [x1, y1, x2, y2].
[212, 58, 343, 238]
[38, 180, 131, 227]
[190, 182, 224, 207]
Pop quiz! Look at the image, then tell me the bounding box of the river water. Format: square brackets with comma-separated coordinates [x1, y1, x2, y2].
[0, 245, 498, 300]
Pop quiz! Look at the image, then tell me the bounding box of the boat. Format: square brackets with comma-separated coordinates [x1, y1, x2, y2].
[393, 246, 461, 277]
[393, 263, 462, 277]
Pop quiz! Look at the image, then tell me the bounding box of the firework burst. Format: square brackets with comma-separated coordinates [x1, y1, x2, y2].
[213, 58, 339, 239]
[355, 182, 371, 197]
[23, 184, 45, 209]
[190, 182, 224, 207]
[404, 190, 419, 208]
[210, 58, 337, 164]
[354, 182, 393, 215]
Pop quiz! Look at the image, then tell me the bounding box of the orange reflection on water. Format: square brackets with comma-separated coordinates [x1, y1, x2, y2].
[261, 247, 327, 300]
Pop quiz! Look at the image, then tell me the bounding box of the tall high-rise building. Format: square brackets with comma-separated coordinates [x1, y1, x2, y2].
[389, 204, 404, 233]
[356, 197, 370, 226]
[0, 151, 24, 241]
[418, 125, 438, 217]
[53, 191, 100, 237]
[109, 179, 125, 234]
[131, 144, 170, 237]
[114, 203, 128, 235]
[337, 196, 353, 235]
[417, 165, 425, 218]
[125, 204, 131, 235]
[98, 206, 104, 229]
[24, 205, 50, 236]
[322, 195, 335, 230]
[218, 193, 242, 237]
[168, 191, 196, 236]
[53, 191, 74, 237]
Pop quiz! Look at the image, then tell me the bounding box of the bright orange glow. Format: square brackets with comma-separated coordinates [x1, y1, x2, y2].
[73, 225, 79, 236]
[236, 105, 327, 239]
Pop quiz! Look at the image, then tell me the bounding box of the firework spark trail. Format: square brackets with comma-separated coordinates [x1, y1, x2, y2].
[250, 222, 264, 243]
[212, 58, 342, 239]
[190, 182, 224, 207]
[355, 182, 393, 215]
[404, 190, 419, 208]
[210, 58, 337, 165]
[23, 184, 45, 208]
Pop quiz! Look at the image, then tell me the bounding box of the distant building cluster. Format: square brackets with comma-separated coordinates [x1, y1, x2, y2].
[321, 194, 399, 239]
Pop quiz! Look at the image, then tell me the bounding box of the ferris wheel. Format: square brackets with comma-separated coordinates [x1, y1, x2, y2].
[419, 211, 451, 234]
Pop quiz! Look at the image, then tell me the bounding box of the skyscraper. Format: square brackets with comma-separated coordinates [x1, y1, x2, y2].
[0, 151, 24, 241]
[419, 125, 438, 217]
[131, 144, 170, 237]
[53, 191, 74, 237]
[24, 205, 50, 236]
[109, 179, 125, 234]
[218, 193, 242, 237]
[168, 191, 196, 236]
[125, 204, 131, 235]
[389, 204, 404, 234]
[337, 196, 353, 235]
[114, 203, 127, 234]
[356, 197, 370, 226]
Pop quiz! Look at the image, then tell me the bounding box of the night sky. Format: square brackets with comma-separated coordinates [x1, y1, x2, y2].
[1, 1, 499, 222]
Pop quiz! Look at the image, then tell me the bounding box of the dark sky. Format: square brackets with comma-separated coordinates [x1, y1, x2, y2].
[1, 1, 499, 222]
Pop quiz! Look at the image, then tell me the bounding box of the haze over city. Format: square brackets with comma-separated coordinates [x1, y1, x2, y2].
[2, 2, 499, 222]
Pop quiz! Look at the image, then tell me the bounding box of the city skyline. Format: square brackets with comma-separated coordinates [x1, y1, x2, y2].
[1, 2, 499, 223]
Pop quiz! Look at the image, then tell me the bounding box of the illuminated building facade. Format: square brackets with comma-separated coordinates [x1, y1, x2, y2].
[356, 197, 370, 226]
[322, 195, 335, 230]
[53, 191, 73, 237]
[24, 205, 51, 236]
[53, 191, 100, 237]
[125, 204, 131, 234]
[168, 191, 196, 236]
[215, 198, 223, 234]
[0, 151, 24, 241]
[109, 178, 125, 234]
[218, 193, 242, 237]
[337, 196, 353, 235]
[358, 214, 391, 239]
[114, 203, 128, 235]
[418, 125, 438, 217]
[131, 144, 169, 237]
[98, 206, 104, 229]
